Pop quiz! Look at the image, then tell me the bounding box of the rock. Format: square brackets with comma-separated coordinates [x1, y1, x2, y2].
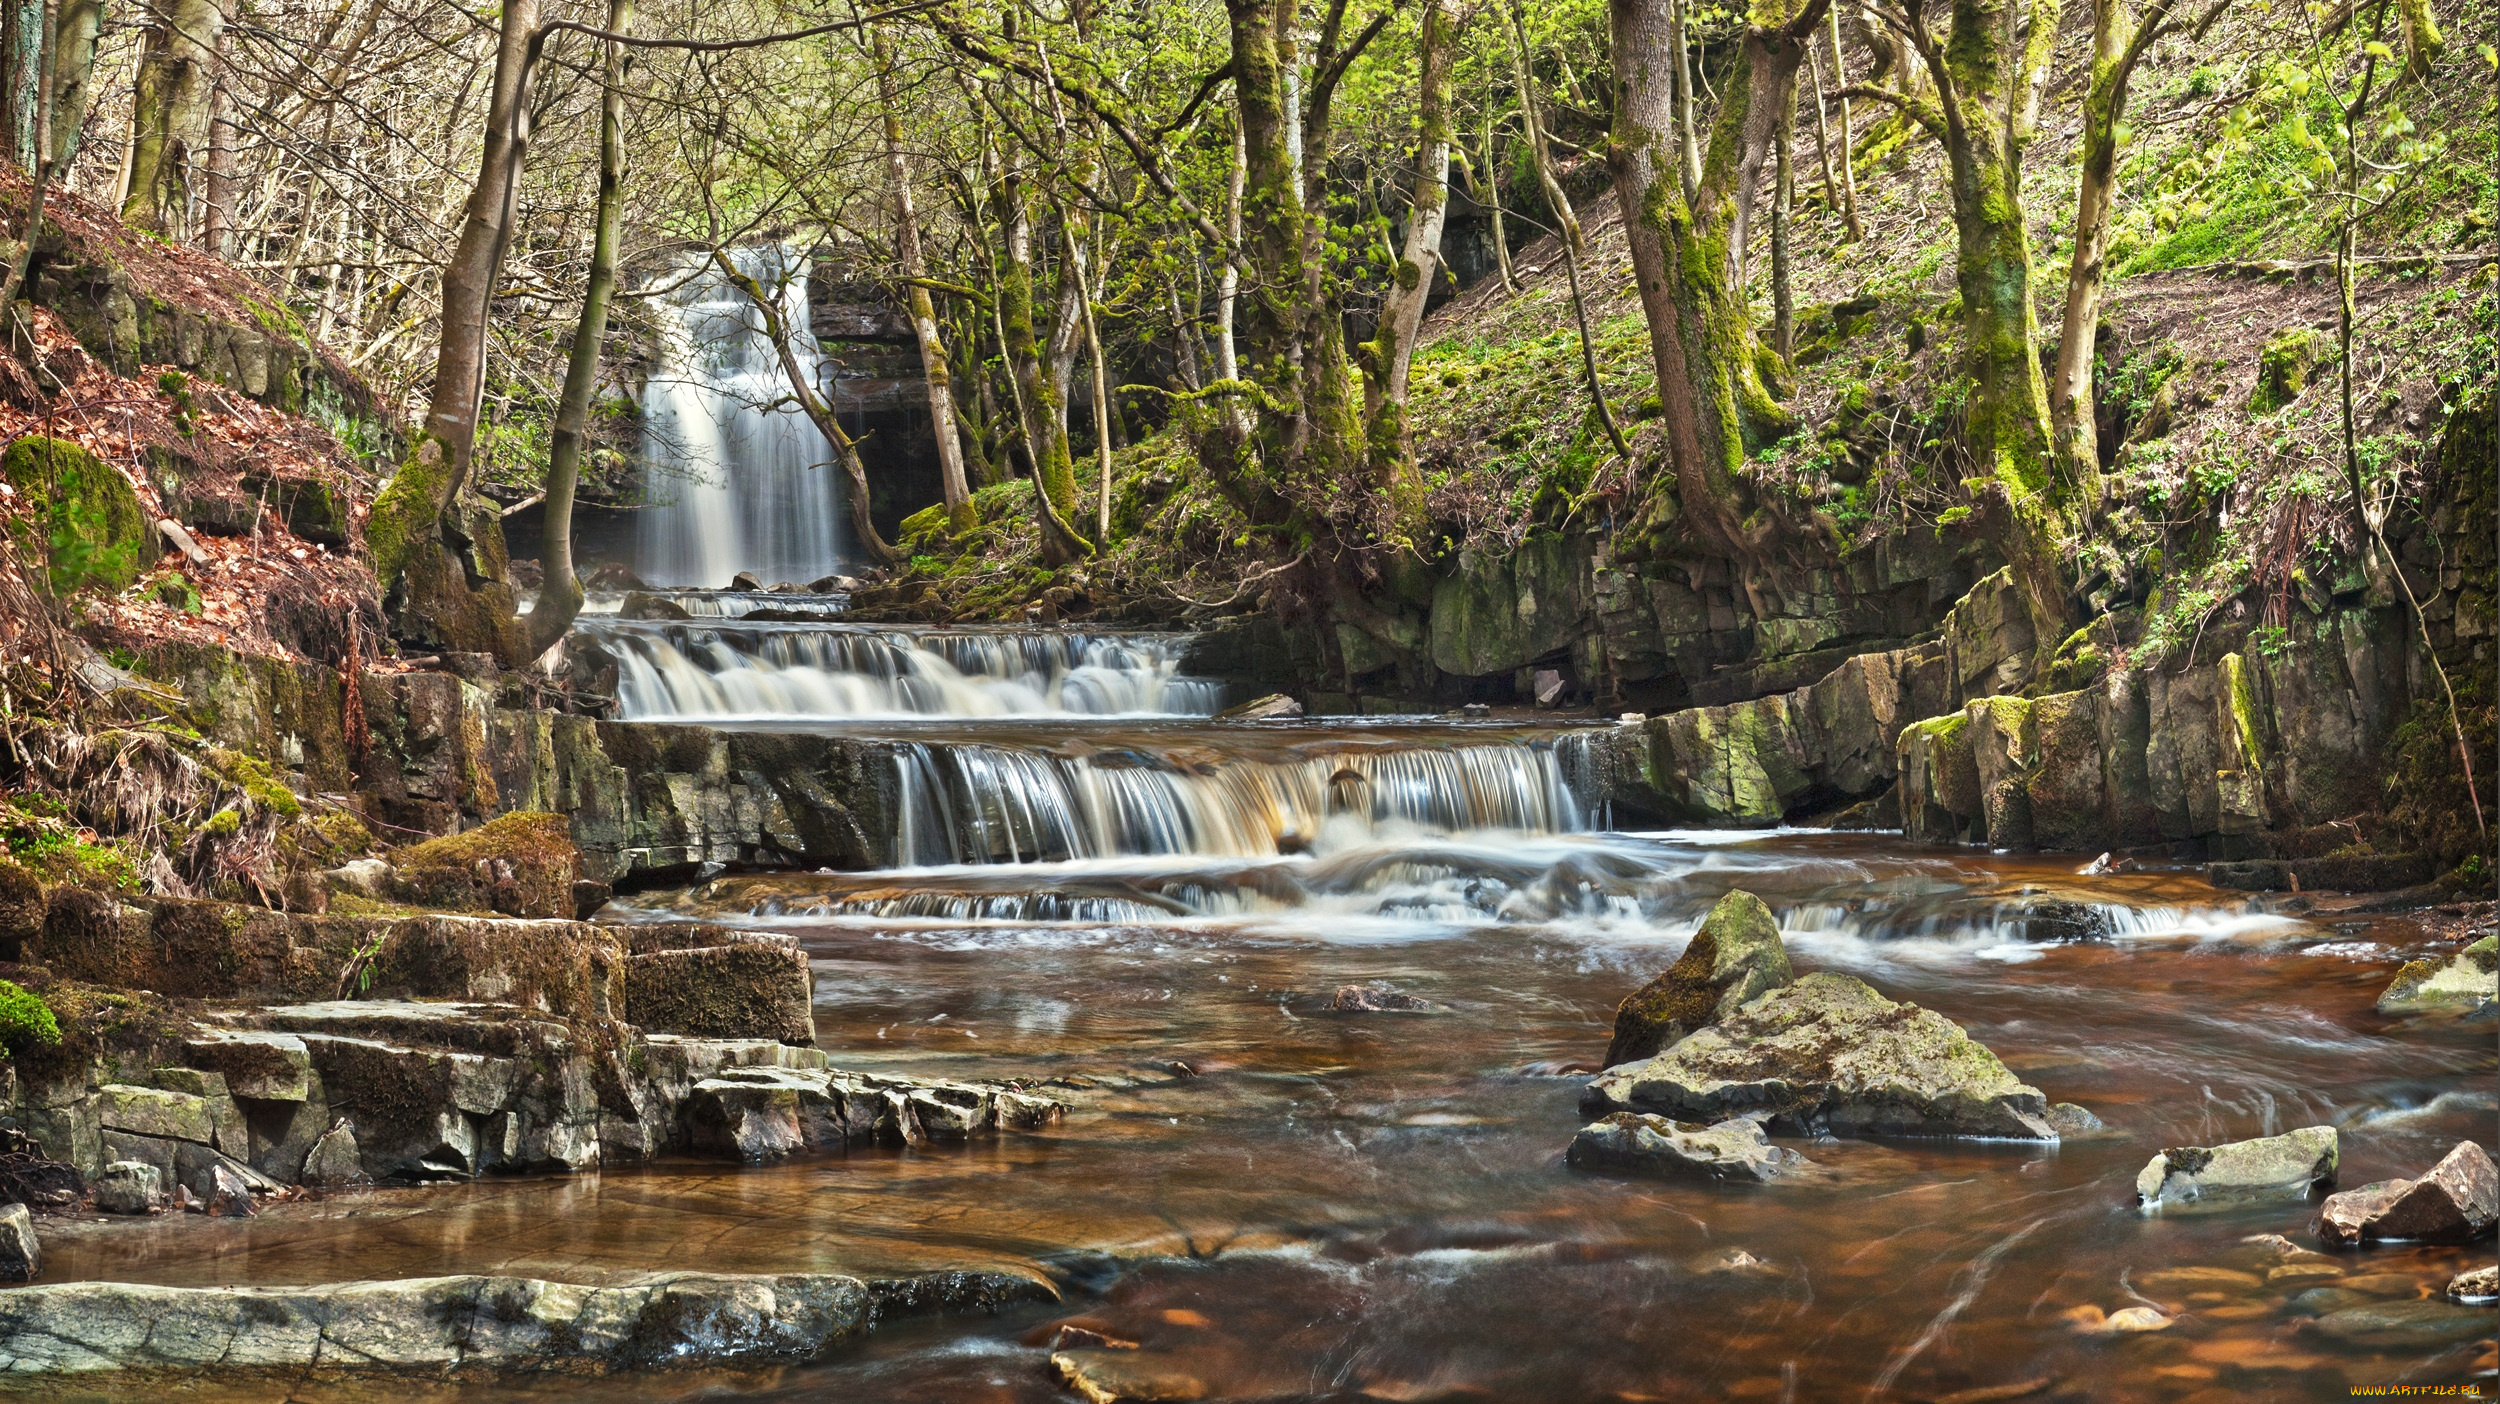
[621, 926, 815, 1042]
[0, 1269, 1046, 1375]
[1216, 692, 1302, 721]
[582, 561, 647, 591]
[2306, 1299, 2494, 1348]
[322, 857, 393, 901]
[2316, 1140, 2499, 1246]
[1052, 1348, 1208, 1403]
[205, 1163, 254, 1217]
[91, 1161, 164, 1215]
[0, 436, 157, 595]
[805, 574, 859, 593]
[391, 812, 582, 919]
[2102, 1307, 2171, 1333]
[0, 861, 41, 959]
[1603, 890, 1792, 1067]
[2135, 1126, 2338, 1209]
[2376, 935, 2498, 1014]
[2045, 1103, 2107, 1136]
[618, 590, 692, 620]
[1582, 972, 2058, 1140]
[0, 1204, 36, 1281]
[1566, 1112, 1806, 1183]
[726, 571, 764, 591]
[95, 1085, 214, 1144]
[2448, 1265, 2497, 1303]
[240, 473, 350, 547]
[1532, 669, 1566, 707]
[181, 1030, 312, 1102]
[1328, 982, 1434, 1012]
[300, 1124, 362, 1185]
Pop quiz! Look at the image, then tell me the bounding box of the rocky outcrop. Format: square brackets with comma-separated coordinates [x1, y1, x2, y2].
[1603, 890, 1791, 1067]
[2316, 1140, 2499, 1247]
[1581, 972, 2059, 1140]
[390, 812, 584, 919]
[2135, 1126, 2338, 1209]
[2375, 936, 2498, 1015]
[1566, 1112, 1806, 1183]
[0, 1268, 1051, 1376]
[620, 925, 815, 1044]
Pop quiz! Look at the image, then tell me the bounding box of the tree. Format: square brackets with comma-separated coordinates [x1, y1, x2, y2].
[1608, 0, 1825, 560]
[2050, 0, 2224, 481]
[522, 0, 631, 660]
[874, 25, 976, 534]
[1505, 0, 1628, 460]
[123, 0, 227, 238]
[1356, 0, 1465, 471]
[1847, 0, 2073, 652]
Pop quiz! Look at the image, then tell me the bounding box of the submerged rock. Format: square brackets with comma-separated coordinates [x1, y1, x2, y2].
[0, 1269, 1050, 1375]
[1603, 889, 1792, 1068]
[1581, 972, 2059, 1140]
[2316, 1140, 2499, 1246]
[2448, 1265, 2497, 1303]
[2135, 1126, 2338, 1209]
[2376, 936, 2498, 1015]
[1216, 692, 1302, 721]
[2306, 1299, 2494, 1348]
[1329, 982, 1434, 1013]
[1566, 1111, 1806, 1183]
[1052, 1347, 1208, 1403]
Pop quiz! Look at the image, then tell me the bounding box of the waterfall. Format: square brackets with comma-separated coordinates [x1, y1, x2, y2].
[892, 737, 1594, 866]
[636, 247, 849, 587]
[587, 620, 1228, 721]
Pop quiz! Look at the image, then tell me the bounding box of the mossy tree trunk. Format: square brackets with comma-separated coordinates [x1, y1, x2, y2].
[982, 81, 1090, 564]
[1355, 0, 1461, 491]
[44, 0, 95, 172]
[521, 0, 628, 660]
[121, 0, 225, 239]
[1857, 0, 2071, 653]
[2052, 0, 2220, 487]
[874, 27, 974, 535]
[1609, 0, 1820, 559]
[1508, 0, 1629, 460]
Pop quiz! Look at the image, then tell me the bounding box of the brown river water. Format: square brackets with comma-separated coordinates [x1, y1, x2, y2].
[36, 635, 2500, 1403]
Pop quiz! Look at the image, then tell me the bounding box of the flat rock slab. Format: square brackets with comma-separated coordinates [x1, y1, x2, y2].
[2136, 1125, 2338, 1209]
[1566, 1111, 1806, 1183]
[0, 1268, 1052, 1377]
[1580, 972, 2058, 1140]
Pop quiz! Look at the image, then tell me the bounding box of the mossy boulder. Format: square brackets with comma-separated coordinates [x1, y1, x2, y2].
[622, 926, 814, 1044]
[2249, 328, 2322, 413]
[2136, 1126, 2338, 1209]
[0, 436, 156, 595]
[2376, 936, 2498, 1015]
[391, 812, 581, 919]
[1604, 890, 1791, 1067]
[1581, 971, 2061, 1140]
[241, 473, 350, 548]
[0, 861, 44, 960]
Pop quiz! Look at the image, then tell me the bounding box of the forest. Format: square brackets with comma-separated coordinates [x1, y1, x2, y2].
[0, 0, 2472, 1395]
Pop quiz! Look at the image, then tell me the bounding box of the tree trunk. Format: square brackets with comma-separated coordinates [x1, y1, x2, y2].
[1064, 217, 1115, 544]
[2051, 0, 2132, 486]
[1356, 0, 1458, 485]
[44, 0, 95, 172]
[1214, 116, 1244, 386]
[362, 0, 535, 600]
[1827, 7, 1862, 236]
[122, 0, 225, 238]
[989, 103, 1088, 562]
[712, 248, 901, 568]
[1671, 0, 1702, 198]
[874, 28, 973, 533]
[1609, 0, 1818, 557]
[1772, 118, 1794, 359]
[1509, 0, 1629, 459]
[521, 0, 629, 660]
[1460, 108, 1517, 293]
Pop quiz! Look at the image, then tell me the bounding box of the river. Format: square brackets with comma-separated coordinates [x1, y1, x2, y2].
[42, 613, 2496, 1401]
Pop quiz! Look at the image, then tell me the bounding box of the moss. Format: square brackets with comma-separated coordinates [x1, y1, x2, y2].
[395, 811, 580, 919]
[0, 436, 156, 596]
[205, 745, 303, 817]
[2249, 328, 2322, 413]
[0, 980, 59, 1052]
[200, 807, 241, 838]
[364, 433, 452, 593]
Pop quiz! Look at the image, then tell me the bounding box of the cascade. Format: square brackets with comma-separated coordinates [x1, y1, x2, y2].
[635, 247, 849, 587]
[587, 619, 1229, 721]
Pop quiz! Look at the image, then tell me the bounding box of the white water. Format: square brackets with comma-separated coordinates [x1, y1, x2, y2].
[893, 738, 1594, 865]
[591, 621, 1228, 721]
[636, 247, 849, 588]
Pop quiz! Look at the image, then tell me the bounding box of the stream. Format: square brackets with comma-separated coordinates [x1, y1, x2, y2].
[47, 612, 2496, 1401]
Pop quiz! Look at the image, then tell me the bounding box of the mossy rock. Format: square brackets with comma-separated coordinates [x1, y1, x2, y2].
[1604, 890, 1792, 1067]
[242, 473, 350, 548]
[0, 861, 42, 959]
[0, 436, 156, 595]
[391, 812, 580, 919]
[2249, 328, 2322, 414]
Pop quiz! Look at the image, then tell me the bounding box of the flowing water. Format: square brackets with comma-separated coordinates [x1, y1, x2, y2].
[635, 248, 850, 588]
[52, 613, 2494, 1402]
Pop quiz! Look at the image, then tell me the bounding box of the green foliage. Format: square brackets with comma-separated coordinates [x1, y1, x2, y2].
[0, 982, 60, 1053]
[0, 437, 154, 596]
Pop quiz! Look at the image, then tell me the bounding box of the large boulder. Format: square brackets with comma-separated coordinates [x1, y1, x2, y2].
[390, 812, 582, 919]
[1604, 890, 1791, 1067]
[0, 436, 157, 596]
[1581, 972, 2059, 1140]
[2316, 1140, 2499, 1247]
[2376, 936, 2498, 1015]
[1566, 1112, 1806, 1184]
[0, 1204, 37, 1282]
[2135, 1126, 2338, 1209]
